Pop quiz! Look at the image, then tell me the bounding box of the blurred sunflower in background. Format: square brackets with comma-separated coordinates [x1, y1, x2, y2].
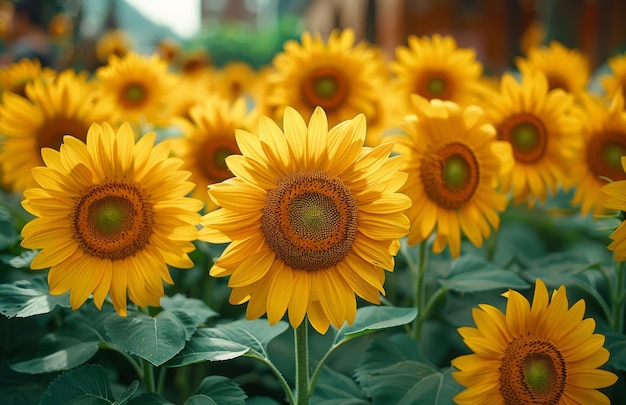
[20, 122, 203, 316]
[95, 51, 177, 128]
[516, 41, 590, 95]
[265, 29, 383, 127]
[601, 51, 626, 102]
[0, 57, 55, 97]
[453, 279, 617, 404]
[169, 96, 258, 210]
[0, 69, 115, 191]
[95, 28, 133, 64]
[571, 93, 626, 215]
[602, 156, 626, 261]
[482, 69, 582, 207]
[390, 34, 484, 114]
[198, 107, 410, 334]
[390, 96, 512, 258]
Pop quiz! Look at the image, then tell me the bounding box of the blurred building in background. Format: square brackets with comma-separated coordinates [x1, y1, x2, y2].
[1, 0, 625, 74]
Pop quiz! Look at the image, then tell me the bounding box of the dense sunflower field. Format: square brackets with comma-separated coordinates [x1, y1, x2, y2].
[1, 25, 626, 405]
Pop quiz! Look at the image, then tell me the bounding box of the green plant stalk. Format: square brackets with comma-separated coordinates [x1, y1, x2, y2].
[245, 352, 295, 405]
[142, 358, 156, 393]
[612, 260, 626, 333]
[411, 242, 427, 339]
[294, 320, 310, 405]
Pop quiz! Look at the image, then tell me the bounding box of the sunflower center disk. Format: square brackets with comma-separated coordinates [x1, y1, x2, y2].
[426, 77, 446, 97]
[421, 142, 480, 209]
[261, 171, 358, 271]
[200, 137, 239, 183]
[72, 181, 154, 261]
[38, 117, 89, 151]
[501, 114, 547, 163]
[124, 83, 146, 105]
[303, 67, 349, 111]
[499, 334, 566, 405]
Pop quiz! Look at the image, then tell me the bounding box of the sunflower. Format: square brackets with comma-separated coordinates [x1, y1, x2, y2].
[214, 61, 258, 103]
[516, 41, 590, 94]
[390, 34, 484, 113]
[602, 156, 626, 260]
[20, 122, 203, 316]
[265, 29, 383, 127]
[390, 96, 512, 258]
[601, 52, 626, 102]
[571, 93, 626, 215]
[482, 70, 582, 207]
[452, 279, 617, 404]
[0, 58, 56, 97]
[0, 69, 115, 191]
[169, 96, 257, 209]
[198, 106, 411, 334]
[95, 29, 133, 63]
[95, 51, 176, 127]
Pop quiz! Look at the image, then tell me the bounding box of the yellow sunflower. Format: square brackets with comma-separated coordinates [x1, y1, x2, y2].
[20, 122, 203, 316]
[0, 58, 56, 97]
[96, 29, 133, 63]
[169, 96, 257, 209]
[452, 279, 617, 405]
[0, 69, 115, 191]
[516, 41, 590, 94]
[390, 34, 484, 113]
[571, 93, 626, 215]
[602, 156, 626, 260]
[390, 96, 512, 258]
[482, 70, 582, 207]
[601, 52, 626, 102]
[214, 61, 258, 103]
[198, 106, 411, 334]
[265, 29, 383, 127]
[95, 51, 176, 127]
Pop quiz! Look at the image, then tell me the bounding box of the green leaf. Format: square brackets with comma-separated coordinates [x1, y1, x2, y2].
[0, 249, 37, 268]
[126, 393, 175, 404]
[184, 376, 247, 405]
[166, 331, 250, 367]
[439, 254, 529, 293]
[0, 276, 71, 318]
[115, 380, 140, 404]
[160, 294, 219, 324]
[310, 367, 369, 404]
[605, 331, 626, 371]
[355, 334, 463, 404]
[333, 306, 417, 346]
[0, 205, 18, 251]
[105, 309, 199, 366]
[40, 364, 115, 405]
[167, 319, 288, 367]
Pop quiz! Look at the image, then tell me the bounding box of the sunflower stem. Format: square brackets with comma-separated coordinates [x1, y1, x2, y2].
[294, 320, 310, 405]
[141, 358, 156, 393]
[411, 242, 428, 339]
[611, 259, 626, 333]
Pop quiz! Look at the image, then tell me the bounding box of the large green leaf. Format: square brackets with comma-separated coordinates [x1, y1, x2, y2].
[0, 205, 18, 251]
[9, 312, 104, 374]
[160, 294, 219, 324]
[0, 276, 70, 318]
[166, 319, 288, 367]
[310, 367, 369, 405]
[605, 331, 626, 371]
[439, 254, 529, 293]
[355, 333, 463, 404]
[184, 376, 247, 405]
[126, 393, 175, 404]
[333, 306, 417, 346]
[40, 364, 115, 405]
[105, 308, 199, 366]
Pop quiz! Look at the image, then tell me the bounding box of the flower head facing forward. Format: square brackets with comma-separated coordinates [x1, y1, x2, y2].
[198, 106, 411, 334]
[452, 279, 618, 405]
[20, 122, 203, 316]
[391, 96, 512, 258]
[602, 155, 626, 261]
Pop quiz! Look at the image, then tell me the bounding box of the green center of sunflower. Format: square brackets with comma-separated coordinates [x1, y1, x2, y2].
[94, 199, 128, 234]
[426, 77, 446, 96]
[261, 171, 358, 271]
[201, 137, 240, 183]
[72, 181, 154, 261]
[602, 142, 626, 171]
[302, 67, 349, 111]
[500, 114, 547, 164]
[499, 334, 566, 405]
[421, 142, 480, 209]
[125, 84, 144, 102]
[314, 76, 339, 99]
[443, 155, 470, 188]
